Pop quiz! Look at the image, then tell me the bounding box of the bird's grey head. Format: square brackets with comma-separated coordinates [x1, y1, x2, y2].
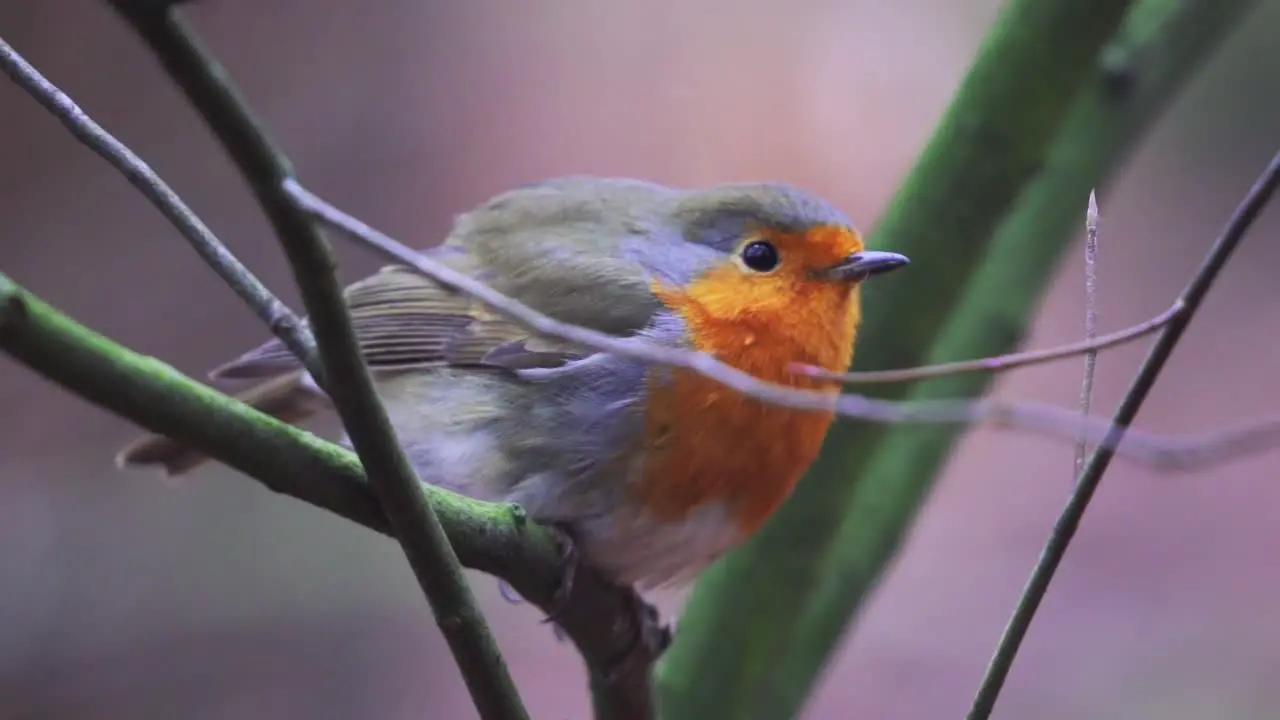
[616, 179, 892, 290]
[672, 182, 856, 254]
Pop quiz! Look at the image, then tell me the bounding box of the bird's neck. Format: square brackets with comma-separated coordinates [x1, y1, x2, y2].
[635, 282, 859, 535]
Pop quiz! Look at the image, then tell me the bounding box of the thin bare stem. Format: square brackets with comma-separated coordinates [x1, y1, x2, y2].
[0, 35, 320, 378]
[1075, 190, 1101, 476]
[966, 149, 1280, 720]
[102, 6, 528, 719]
[284, 179, 1280, 472]
[790, 301, 1181, 384]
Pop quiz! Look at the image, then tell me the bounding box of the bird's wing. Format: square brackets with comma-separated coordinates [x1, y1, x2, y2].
[211, 264, 589, 380]
[212, 177, 703, 382]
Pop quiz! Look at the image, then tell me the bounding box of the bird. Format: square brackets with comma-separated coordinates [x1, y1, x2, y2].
[116, 175, 908, 593]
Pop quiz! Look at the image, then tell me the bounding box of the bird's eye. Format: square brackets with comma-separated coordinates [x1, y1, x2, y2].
[740, 240, 780, 272]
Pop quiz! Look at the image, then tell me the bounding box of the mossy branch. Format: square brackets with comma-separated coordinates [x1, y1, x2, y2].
[659, 0, 1261, 717]
[0, 272, 659, 718]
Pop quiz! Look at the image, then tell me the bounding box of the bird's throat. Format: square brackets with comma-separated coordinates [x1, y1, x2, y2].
[637, 281, 859, 535]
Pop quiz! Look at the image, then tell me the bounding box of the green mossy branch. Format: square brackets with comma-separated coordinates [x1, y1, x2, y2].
[0, 273, 655, 718]
[659, 0, 1260, 717]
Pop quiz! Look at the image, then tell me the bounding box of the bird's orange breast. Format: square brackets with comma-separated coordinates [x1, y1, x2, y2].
[636, 259, 860, 535]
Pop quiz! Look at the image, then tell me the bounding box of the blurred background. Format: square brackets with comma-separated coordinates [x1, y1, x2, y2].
[2, 1, 1279, 718]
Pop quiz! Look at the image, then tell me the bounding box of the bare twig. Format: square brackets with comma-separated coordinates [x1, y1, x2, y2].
[789, 300, 1181, 384]
[1075, 190, 1101, 476]
[967, 149, 1280, 720]
[284, 180, 1280, 472]
[100, 7, 528, 719]
[0, 35, 320, 378]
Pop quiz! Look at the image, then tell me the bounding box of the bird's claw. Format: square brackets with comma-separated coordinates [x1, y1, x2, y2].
[540, 522, 581, 626]
[535, 523, 673, 682]
[600, 588, 673, 685]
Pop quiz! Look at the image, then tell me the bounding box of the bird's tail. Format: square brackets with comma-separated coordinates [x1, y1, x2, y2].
[114, 372, 329, 477]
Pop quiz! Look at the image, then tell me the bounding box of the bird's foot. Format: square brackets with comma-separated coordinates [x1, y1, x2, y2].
[534, 523, 673, 681]
[539, 521, 581, 626]
[601, 587, 673, 685]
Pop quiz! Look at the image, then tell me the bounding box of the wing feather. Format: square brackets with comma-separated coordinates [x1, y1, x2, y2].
[211, 265, 585, 380]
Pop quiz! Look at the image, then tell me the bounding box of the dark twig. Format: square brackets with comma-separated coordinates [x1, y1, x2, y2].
[104, 6, 527, 718]
[0, 35, 320, 378]
[967, 150, 1280, 720]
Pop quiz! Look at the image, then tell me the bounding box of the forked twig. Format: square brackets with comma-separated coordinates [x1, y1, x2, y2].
[966, 149, 1280, 720]
[0, 36, 321, 378]
[1075, 190, 1102, 475]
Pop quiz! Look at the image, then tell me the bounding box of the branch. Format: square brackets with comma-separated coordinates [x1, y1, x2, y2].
[966, 149, 1280, 720]
[790, 300, 1180, 384]
[0, 273, 661, 719]
[104, 5, 525, 716]
[0, 35, 320, 379]
[659, 0, 1264, 717]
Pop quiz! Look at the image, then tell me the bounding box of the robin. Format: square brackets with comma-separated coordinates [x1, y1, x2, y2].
[116, 176, 908, 592]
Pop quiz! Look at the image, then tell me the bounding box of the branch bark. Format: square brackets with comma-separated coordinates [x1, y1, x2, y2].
[658, 0, 1261, 717]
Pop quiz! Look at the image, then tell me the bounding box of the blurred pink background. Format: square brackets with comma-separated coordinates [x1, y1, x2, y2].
[2, 1, 1279, 718]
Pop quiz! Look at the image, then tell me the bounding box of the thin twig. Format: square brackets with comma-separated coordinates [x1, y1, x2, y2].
[789, 300, 1181, 384]
[0, 35, 320, 378]
[966, 149, 1280, 720]
[284, 179, 1280, 471]
[1075, 190, 1101, 476]
[104, 6, 528, 719]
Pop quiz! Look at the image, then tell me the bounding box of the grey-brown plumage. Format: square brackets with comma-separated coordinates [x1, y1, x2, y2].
[115, 176, 899, 587]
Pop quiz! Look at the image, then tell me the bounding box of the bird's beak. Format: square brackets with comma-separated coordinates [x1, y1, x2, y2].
[819, 250, 910, 283]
